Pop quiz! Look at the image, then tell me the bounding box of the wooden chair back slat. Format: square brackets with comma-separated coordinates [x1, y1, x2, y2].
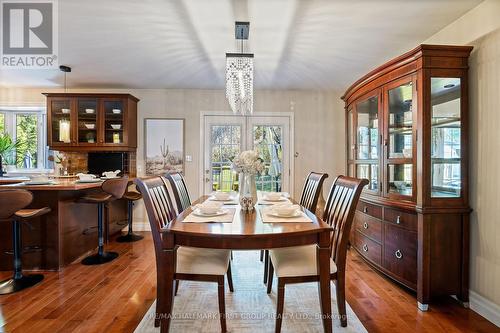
[134, 176, 177, 252]
[322, 176, 368, 269]
[299, 172, 328, 213]
[165, 173, 191, 214]
[0, 189, 33, 220]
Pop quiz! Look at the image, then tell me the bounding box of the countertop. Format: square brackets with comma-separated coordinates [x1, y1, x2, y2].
[1, 179, 106, 191]
[0, 176, 30, 184]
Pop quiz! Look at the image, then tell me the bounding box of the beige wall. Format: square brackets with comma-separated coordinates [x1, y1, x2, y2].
[0, 87, 346, 224]
[425, 0, 500, 325]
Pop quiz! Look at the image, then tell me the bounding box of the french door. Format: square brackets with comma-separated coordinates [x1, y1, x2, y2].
[202, 115, 291, 195]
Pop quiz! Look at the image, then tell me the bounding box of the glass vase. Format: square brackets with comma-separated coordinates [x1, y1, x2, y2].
[239, 172, 257, 211]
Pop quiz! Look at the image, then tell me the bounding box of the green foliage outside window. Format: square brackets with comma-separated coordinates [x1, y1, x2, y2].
[16, 115, 38, 168]
[0, 114, 4, 133]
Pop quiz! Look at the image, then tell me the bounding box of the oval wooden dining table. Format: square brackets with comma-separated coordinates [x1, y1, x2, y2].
[156, 196, 334, 333]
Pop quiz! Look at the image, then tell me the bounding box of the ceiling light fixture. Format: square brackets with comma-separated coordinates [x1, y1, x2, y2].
[225, 22, 254, 115]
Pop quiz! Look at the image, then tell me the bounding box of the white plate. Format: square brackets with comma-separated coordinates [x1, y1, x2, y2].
[23, 180, 55, 185]
[266, 209, 302, 218]
[209, 196, 235, 202]
[192, 208, 228, 217]
[101, 176, 119, 180]
[76, 179, 102, 183]
[262, 196, 287, 202]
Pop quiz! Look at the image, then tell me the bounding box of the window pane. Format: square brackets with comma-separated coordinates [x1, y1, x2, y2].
[388, 82, 413, 158]
[16, 114, 38, 168]
[0, 113, 5, 133]
[388, 164, 412, 196]
[253, 125, 282, 192]
[210, 125, 240, 192]
[431, 78, 461, 197]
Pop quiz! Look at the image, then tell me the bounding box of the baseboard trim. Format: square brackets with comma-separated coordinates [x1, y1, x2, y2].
[470, 290, 500, 327]
[133, 221, 151, 232]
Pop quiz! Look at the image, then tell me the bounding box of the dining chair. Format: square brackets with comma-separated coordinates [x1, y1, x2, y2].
[266, 176, 368, 331]
[262, 172, 328, 285]
[165, 172, 191, 215]
[135, 176, 234, 332]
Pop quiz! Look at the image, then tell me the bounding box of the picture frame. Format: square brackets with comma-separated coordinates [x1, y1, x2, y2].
[144, 118, 185, 176]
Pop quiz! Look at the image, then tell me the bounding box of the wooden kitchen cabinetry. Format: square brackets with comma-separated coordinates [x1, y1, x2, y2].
[45, 93, 139, 151]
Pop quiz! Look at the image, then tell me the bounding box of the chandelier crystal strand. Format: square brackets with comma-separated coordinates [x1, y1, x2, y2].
[225, 54, 254, 115]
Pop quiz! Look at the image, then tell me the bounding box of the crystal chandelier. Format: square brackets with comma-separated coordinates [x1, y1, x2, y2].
[226, 22, 254, 115]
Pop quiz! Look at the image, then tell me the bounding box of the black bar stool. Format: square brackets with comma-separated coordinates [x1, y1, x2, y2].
[116, 184, 143, 243]
[78, 177, 128, 265]
[0, 189, 50, 294]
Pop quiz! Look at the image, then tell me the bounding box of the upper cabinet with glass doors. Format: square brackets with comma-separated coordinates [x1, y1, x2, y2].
[343, 44, 472, 208]
[45, 93, 139, 151]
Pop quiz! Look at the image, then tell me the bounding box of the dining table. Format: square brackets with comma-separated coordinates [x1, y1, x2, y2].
[156, 194, 334, 333]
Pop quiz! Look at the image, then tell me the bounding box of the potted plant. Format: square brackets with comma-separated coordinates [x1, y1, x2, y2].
[0, 133, 19, 176]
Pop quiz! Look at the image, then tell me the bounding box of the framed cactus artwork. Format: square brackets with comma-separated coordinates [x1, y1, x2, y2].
[144, 118, 184, 175]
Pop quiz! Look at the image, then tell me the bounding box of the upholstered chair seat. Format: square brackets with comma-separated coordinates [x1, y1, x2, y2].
[269, 245, 337, 278]
[177, 247, 231, 276]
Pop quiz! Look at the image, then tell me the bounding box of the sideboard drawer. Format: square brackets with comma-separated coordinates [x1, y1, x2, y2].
[353, 230, 382, 266]
[384, 207, 417, 231]
[354, 212, 382, 243]
[356, 201, 382, 219]
[383, 224, 417, 287]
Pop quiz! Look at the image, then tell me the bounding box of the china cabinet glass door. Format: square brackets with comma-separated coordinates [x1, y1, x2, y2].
[103, 99, 125, 144]
[77, 99, 99, 145]
[355, 93, 380, 193]
[384, 78, 415, 199]
[430, 77, 462, 198]
[347, 106, 355, 177]
[50, 98, 74, 145]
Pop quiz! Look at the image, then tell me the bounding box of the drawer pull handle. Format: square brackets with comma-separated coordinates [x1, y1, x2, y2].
[396, 216, 401, 224]
[363, 206, 368, 213]
[363, 222, 368, 229]
[395, 250, 403, 259]
[362, 244, 368, 252]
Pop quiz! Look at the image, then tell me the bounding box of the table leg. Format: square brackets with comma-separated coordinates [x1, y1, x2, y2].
[317, 232, 332, 333]
[157, 247, 176, 333]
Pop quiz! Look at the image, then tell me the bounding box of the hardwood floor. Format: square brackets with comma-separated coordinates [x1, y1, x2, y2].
[0, 233, 498, 333]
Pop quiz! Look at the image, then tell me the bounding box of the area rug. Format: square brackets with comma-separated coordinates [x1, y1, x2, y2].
[134, 251, 367, 333]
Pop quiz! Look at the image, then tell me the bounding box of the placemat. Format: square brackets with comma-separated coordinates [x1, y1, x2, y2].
[183, 208, 236, 223]
[259, 207, 313, 223]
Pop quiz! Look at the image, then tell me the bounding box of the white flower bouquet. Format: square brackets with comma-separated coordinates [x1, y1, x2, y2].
[232, 150, 265, 175]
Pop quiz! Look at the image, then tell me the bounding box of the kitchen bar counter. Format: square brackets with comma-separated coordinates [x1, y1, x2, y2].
[4, 179, 108, 190]
[0, 179, 131, 271]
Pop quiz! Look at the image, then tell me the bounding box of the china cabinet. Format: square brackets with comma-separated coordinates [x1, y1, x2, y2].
[342, 44, 472, 310]
[45, 93, 138, 151]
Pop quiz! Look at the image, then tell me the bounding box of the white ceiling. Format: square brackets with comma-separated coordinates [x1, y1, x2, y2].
[0, 0, 483, 91]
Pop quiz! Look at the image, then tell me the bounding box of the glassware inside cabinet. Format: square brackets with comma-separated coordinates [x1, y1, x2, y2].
[388, 82, 413, 159]
[357, 96, 379, 160]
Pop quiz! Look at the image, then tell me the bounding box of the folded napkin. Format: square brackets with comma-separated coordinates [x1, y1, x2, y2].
[259, 207, 313, 223]
[183, 208, 236, 223]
